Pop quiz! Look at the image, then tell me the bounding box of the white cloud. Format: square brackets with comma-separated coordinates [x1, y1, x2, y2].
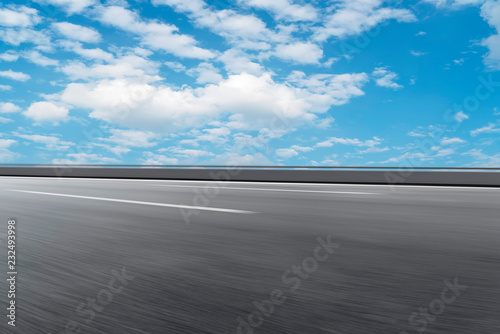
[207, 152, 274, 165]
[141, 152, 179, 165]
[407, 130, 426, 137]
[423, 0, 485, 8]
[357, 146, 390, 154]
[0, 70, 30, 81]
[471, 123, 500, 136]
[60, 53, 160, 81]
[372, 67, 403, 90]
[152, 0, 285, 49]
[53, 153, 120, 164]
[287, 71, 369, 104]
[274, 42, 323, 65]
[441, 137, 466, 145]
[0, 85, 12, 91]
[54, 72, 368, 133]
[411, 50, 427, 56]
[276, 148, 299, 158]
[454, 111, 469, 122]
[0, 52, 18, 61]
[59, 41, 114, 61]
[218, 49, 264, 76]
[0, 139, 18, 162]
[22, 50, 59, 67]
[321, 159, 340, 166]
[462, 149, 500, 167]
[0, 6, 41, 27]
[238, 0, 318, 22]
[164, 61, 186, 72]
[52, 22, 101, 43]
[159, 147, 214, 158]
[195, 127, 231, 144]
[186, 62, 223, 84]
[480, 0, 500, 70]
[315, 136, 383, 148]
[33, 0, 96, 14]
[99, 129, 158, 147]
[313, 0, 416, 41]
[0, 102, 21, 113]
[415, 31, 427, 36]
[90, 143, 130, 156]
[16, 134, 75, 150]
[96, 5, 215, 59]
[291, 145, 314, 152]
[0, 27, 51, 46]
[23, 101, 69, 124]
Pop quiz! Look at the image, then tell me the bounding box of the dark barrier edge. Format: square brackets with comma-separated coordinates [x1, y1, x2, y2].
[1, 167, 500, 187]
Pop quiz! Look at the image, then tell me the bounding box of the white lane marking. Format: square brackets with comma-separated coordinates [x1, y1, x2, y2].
[1, 176, 500, 190]
[8, 190, 257, 215]
[152, 184, 379, 195]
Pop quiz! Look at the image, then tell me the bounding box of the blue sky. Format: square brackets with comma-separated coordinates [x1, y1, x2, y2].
[0, 0, 499, 166]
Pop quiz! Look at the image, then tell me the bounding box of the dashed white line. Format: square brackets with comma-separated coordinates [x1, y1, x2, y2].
[8, 190, 257, 215]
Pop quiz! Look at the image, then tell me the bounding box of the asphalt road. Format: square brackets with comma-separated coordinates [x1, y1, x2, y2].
[0, 177, 499, 334]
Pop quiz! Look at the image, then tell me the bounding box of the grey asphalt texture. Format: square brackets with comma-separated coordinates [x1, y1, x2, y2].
[0, 177, 499, 334]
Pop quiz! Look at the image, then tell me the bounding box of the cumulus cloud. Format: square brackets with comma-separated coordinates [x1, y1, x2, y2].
[0, 139, 18, 162]
[99, 129, 158, 147]
[441, 137, 466, 145]
[0, 6, 42, 27]
[0, 27, 51, 46]
[372, 67, 403, 90]
[53, 72, 369, 133]
[52, 22, 102, 43]
[454, 111, 469, 122]
[53, 153, 120, 164]
[316, 136, 384, 150]
[59, 53, 160, 81]
[218, 49, 265, 76]
[164, 61, 186, 72]
[0, 70, 30, 81]
[23, 101, 69, 124]
[141, 152, 179, 165]
[276, 148, 299, 158]
[0, 102, 21, 113]
[186, 62, 223, 84]
[0, 51, 19, 62]
[207, 152, 274, 165]
[462, 149, 500, 167]
[313, 0, 416, 41]
[237, 0, 318, 22]
[96, 5, 215, 59]
[471, 123, 500, 136]
[16, 134, 75, 150]
[21, 50, 59, 67]
[58, 41, 114, 61]
[480, 0, 500, 70]
[274, 42, 323, 65]
[33, 0, 96, 14]
[152, 0, 286, 49]
[159, 147, 215, 158]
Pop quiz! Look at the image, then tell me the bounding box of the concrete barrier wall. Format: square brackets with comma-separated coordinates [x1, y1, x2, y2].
[1, 167, 500, 187]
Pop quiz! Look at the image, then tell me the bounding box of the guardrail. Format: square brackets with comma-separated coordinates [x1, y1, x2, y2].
[1, 165, 500, 187]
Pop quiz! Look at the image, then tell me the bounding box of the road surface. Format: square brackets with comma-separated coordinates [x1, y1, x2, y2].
[0, 176, 498, 334]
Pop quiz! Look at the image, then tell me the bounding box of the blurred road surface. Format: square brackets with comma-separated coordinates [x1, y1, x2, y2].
[0, 177, 499, 334]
